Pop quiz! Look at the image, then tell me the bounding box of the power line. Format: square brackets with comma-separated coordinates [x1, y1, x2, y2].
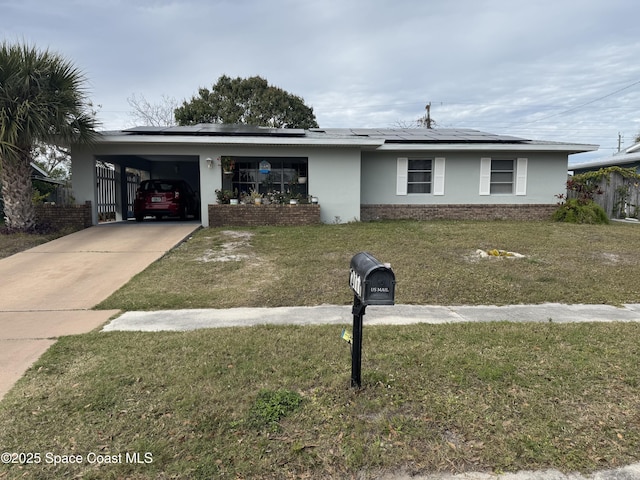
[507, 79, 640, 127]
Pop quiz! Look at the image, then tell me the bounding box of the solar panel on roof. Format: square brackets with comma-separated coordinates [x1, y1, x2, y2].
[122, 124, 306, 137]
[370, 128, 527, 143]
[121, 125, 526, 143]
[165, 126, 204, 134]
[123, 126, 169, 133]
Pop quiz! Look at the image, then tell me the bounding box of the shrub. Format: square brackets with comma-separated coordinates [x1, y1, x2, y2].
[552, 198, 609, 224]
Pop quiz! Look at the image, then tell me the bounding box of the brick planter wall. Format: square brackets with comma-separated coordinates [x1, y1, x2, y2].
[35, 201, 93, 230]
[209, 204, 321, 227]
[361, 204, 557, 222]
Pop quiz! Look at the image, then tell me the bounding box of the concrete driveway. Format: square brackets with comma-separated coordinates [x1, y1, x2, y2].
[0, 221, 200, 399]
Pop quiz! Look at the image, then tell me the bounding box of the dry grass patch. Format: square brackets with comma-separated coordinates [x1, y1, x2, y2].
[0, 226, 75, 259]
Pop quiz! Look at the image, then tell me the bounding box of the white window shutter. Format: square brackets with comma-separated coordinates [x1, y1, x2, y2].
[516, 158, 528, 196]
[396, 157, 408, 195]
[479, 157, 491, 195]
[433, 157, 445, 195]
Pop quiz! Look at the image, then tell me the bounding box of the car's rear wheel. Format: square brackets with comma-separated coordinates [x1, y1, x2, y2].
[135, 214, 144, 222]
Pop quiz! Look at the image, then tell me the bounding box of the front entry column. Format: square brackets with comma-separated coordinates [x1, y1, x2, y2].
[114, 163, 128, 222]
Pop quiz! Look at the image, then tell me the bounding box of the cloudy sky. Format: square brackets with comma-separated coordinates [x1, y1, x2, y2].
[2, 0, 639, 163]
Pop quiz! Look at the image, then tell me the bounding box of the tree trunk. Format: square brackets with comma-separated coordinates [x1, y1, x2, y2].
[1, 151, 37, 231]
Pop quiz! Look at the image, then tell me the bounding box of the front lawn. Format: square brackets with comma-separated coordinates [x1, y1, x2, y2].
[96, 220, 640, 309]
[1, 322, 639, 479]
[2, 220, 640, 479]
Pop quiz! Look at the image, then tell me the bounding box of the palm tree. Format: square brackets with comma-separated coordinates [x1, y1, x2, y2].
[0, 42, 98, 231]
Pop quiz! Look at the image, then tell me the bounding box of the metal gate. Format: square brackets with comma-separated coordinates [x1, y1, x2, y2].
[96, 163, 142, 221]
[96, 163, 116, 222]
[126, 171, 141, 217]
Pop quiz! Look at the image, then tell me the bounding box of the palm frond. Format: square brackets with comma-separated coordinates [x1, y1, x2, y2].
[0, 41, 100, 150]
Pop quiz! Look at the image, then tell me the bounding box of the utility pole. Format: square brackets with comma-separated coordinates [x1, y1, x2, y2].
[618, 132, 623, 152]
[419, 102, 435, 129]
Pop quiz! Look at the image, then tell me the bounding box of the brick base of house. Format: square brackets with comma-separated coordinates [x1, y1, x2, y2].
[361, 204, 557, 221]
[35, 201, 93, 230]
[208, 204, 321, 227]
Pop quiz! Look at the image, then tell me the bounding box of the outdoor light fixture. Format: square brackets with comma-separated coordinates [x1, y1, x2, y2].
[206, 158, 213, 169]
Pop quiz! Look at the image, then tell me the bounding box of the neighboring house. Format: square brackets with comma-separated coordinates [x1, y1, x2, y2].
[30, 162, 53, 182]
[31, 162, 70, 203]
[570, 142, 640, 175]
[1, 163, 64, 214]
[69, 125, 597, 226]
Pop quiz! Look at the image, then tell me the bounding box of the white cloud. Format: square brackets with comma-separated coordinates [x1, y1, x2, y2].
[2, 0, 639, 162]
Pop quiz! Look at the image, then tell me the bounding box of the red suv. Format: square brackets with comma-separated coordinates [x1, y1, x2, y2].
[134, 179, 200, 222]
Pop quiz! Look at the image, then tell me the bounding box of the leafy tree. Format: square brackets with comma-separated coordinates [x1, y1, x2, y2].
[174, 75, 318, 129]
[0, 42, 98, 231]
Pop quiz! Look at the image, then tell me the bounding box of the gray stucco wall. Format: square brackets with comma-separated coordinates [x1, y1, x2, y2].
[71, 142, 362, 225]
[308, 147, 361, 223]
[361, 150, 568, 205]
[197, 145, 361, 224]
[72, 138, 572, 227]
[69, 144, 99, 224]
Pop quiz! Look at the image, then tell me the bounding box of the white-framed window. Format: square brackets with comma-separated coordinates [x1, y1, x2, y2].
[397, 157, 445, 196]
[479, 157, 527, 196]
[408, 158, 432, 193]
[490, 159, 514, 194]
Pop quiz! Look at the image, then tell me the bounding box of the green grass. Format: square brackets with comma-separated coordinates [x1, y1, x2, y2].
[96, 220, 640, 309]
[3, 220, 640, 478]
[1, 322, 639, 479]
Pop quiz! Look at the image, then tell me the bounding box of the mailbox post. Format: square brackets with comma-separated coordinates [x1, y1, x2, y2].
[348, 252, 395, 388]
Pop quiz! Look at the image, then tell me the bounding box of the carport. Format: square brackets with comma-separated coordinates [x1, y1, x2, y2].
[93, 154, 199, 222]
[69, 125, 381, 226]
[70, 128, 238, 226]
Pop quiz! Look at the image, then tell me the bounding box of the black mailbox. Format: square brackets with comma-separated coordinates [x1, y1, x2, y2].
[349, 252, 395, 306]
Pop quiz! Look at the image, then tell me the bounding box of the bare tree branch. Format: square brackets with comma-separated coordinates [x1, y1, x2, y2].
[127, 93, 178, 127]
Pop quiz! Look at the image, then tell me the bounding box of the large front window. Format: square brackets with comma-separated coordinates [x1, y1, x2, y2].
[224, 157, 308, 197]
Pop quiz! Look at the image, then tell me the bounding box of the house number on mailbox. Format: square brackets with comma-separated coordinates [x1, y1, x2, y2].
[349, 269, 363, 299]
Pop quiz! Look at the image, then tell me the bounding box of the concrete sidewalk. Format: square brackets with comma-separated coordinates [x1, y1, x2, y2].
[103, 303, 640, 331]
[0, 221, 200, 400]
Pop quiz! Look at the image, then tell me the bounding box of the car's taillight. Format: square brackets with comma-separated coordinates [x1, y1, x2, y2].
[174, 190, 180, 199]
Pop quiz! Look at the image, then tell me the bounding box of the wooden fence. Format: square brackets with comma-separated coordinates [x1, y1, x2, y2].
[51, 182, 74, 205]
[569, 171, 640, 219]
